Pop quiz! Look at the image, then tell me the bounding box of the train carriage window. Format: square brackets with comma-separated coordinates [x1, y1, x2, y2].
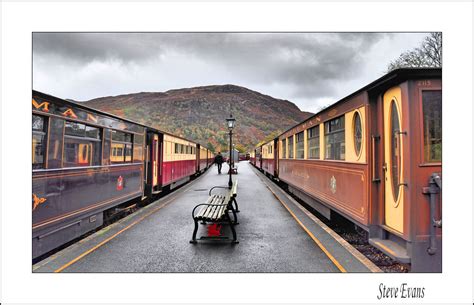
[111, 130, 131, 142]
[422, 90, 442, 163]
[353, 112, 362, 156]
[110, 130, 133, 164]
[325, 116, 345, 160]
[308, 125, 320, 159]
[288, 136, 294, 159]
[390, 101, 401, 201]
[133, 134, 144, 162]
[124, 144, 132, 162]
[86, 125, 100, 139]
[32, 115, 47, 169]
[64, 121, 102, 167]
[296, 132, 304, 159]
[282, 139, 286, 158]
[175, 143, 179, 154]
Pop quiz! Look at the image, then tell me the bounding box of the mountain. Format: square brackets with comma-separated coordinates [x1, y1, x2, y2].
[81, 84, 313, 152]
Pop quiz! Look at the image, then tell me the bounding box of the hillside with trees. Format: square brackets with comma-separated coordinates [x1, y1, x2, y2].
[82, 84, 312, 152]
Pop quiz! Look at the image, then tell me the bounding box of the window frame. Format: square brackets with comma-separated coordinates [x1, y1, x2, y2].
[288, 135, 294, 159]
[324, 115, 345, 161]
[420, 89, 442, 165]
[295, 131, 304, 159]
[110, 129, 133, 164]
[389, 99, 401, 203]
[307, 125, 320, 160]
[63, 121, 103, 168]
[281, 139, 286, 159]
[32, 114, 48, 170]
[353, 111, 363, 158]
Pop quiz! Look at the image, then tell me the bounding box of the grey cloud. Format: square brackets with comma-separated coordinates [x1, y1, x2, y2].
[33, 33, 167, 63]
[33, 32, 426, 109]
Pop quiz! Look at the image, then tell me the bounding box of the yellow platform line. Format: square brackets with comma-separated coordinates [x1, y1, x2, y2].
[258, 174, 347, 273]
[53, 178, 202, 273]
[54, 198, 175, 273]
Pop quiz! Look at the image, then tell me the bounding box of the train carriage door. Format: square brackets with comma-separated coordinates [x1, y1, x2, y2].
[383, 87, 405, 233]
[152, 134, 159, 189]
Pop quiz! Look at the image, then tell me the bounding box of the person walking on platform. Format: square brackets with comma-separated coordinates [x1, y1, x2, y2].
[214, 152, 224, 174]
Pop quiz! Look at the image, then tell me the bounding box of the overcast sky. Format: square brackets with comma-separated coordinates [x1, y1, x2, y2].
[33, 32, 428, 113]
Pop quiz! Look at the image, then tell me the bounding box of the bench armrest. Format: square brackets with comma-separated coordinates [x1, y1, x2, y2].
[208, 185, 230, 196]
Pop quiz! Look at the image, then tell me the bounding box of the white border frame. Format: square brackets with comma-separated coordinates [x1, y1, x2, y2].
[1, 1, 473, 303]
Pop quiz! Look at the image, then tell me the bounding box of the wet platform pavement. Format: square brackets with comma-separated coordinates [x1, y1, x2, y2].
[33, 161, 381, 273]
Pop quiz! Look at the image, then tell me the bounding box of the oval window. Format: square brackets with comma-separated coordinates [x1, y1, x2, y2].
[390, 100, 401, 202]
[353, 112, 362, 156]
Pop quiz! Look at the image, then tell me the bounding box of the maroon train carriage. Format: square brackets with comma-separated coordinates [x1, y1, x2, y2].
[255, 145, 263, 170]
[261, 139, 278, 177]
[32, 90, 211, 259]
[197, 146, 209, 173]
[208, 149, 215, 168]
[249, 151, 256, 166]
[261, 68, 442, 272]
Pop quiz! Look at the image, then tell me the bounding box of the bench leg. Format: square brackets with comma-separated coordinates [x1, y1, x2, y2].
[226, 212, 239, 244]
[190, 218, 199, 244]
[232, 198, 240, 213]
[229, 205, 239, 225]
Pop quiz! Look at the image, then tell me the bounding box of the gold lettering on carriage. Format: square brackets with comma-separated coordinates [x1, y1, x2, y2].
[87, 113, 98, 123]
[32, 193, 47, 211]
[32, 98, 50, 112]
[62, 108, 78, 119]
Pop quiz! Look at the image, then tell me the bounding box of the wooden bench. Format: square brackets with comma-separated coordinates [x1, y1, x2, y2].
[190, 180, 239, 244]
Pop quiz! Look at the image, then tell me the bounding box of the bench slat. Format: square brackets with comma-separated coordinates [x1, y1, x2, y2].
[207, 196, 225, 220]
[197, 195, 226, 221]
[212, 201, 226, 220]
[197, 195, 220, 218]
[196, 195, 216, 218]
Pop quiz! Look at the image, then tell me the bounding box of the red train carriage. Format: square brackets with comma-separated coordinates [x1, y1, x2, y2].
[207, 149, 214, 168]
[196, 146, 205, 173]
[146, 131, 207, 195]
[267, 68, 441, 271]
[249, 151, 255, 166]
[261, 139, 278, 177]
[255, 146, 263, 170]
[161, 134, 197, 189]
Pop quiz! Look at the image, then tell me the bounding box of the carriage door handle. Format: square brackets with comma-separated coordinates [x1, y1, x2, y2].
[382, 163, 388, 181]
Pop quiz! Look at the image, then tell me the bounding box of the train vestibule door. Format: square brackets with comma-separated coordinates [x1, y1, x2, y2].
[152, 134, 160, 192]
[383, 87, 405, 234]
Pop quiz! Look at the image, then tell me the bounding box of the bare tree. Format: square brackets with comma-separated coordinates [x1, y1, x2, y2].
[387, 32, 442, 71]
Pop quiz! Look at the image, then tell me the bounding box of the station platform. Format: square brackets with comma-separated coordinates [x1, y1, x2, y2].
[33, 161, 381, 273]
